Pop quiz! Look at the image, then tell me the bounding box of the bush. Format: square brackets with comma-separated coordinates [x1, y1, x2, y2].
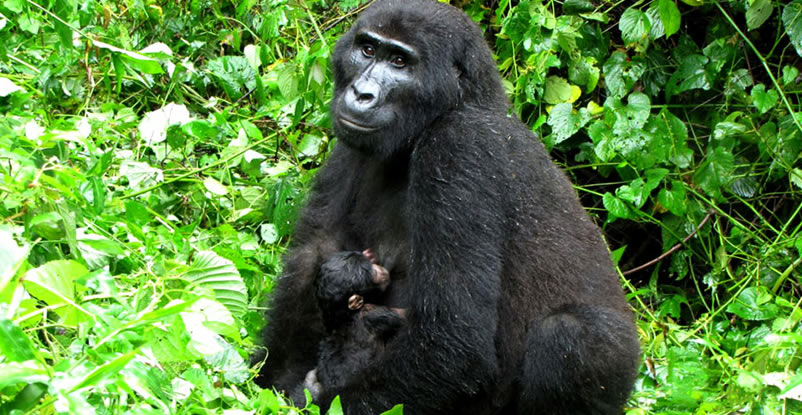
[0, 0, 800, 413]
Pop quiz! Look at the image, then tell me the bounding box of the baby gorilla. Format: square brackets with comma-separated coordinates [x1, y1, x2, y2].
[301, 250, 406, 401]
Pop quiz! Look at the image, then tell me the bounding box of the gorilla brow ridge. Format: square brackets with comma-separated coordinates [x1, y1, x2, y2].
[354, 31, 419, 61]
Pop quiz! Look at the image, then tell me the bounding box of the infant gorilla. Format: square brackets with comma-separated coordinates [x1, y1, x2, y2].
[301, 250, 406, 401]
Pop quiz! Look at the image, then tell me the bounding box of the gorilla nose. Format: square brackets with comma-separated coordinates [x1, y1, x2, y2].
[349, 79, 380, 109]
[357, 91, 376, 104]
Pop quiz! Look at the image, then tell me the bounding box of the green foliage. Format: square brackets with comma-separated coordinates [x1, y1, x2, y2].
[0, 0, 801, 414]
[496, 0, 802, 412]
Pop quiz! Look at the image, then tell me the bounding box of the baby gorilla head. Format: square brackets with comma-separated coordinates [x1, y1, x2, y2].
[316, 250, 391, 331]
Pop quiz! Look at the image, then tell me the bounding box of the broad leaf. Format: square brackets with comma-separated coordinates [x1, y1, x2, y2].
[694, 147, 735, 200]
[22, 260, 90, 326]
[0, 319, 37, 362]
[747, 0, 774, 30]
[603, 52, 645, 98]
[547, 103, 591, 144]
[184, 251, 247, 318]
[620, 8, 651, 45]
[783, 1, 802, 57]
[750, 84, 779, 114]
[658, 0, 681, 37]
[726, 287, 779, 320]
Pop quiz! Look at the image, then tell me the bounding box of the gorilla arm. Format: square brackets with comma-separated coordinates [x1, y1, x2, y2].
[259, 147, 363, 392]
[325, 129, 505, 414]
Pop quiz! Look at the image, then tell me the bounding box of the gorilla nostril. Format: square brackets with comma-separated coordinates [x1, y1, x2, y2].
[357, 92, 375, 103]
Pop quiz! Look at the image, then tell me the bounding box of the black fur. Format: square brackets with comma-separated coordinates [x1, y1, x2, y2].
[306, 251, 405, 401]
[257, 1, 640, 413]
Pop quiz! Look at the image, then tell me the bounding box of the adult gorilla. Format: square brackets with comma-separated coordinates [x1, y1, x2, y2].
[257, 0, 641, 413]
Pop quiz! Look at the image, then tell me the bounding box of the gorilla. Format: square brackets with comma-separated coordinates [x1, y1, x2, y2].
[257, 0, 641, 414]
[301, 250, 407, 401]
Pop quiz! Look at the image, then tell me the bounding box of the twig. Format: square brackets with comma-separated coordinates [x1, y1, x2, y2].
[622, 211, 714, 276]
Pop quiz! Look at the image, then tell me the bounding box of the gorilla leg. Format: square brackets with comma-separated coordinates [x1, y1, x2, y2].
[520, 304, 640, 415]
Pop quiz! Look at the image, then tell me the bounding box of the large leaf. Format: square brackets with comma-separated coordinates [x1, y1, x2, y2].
[184, 251, 247, 318]
[603, 52, 645, 98]
[22, 260, 90, 327]
[783, 0, 802, 57]
[0, 361, 48, 389]
[658, 0, 681, 37]
[694, 147, 735, 200]
[0, 228, 28, 296]
[181, 310, 249, 383]
[726, 287, 779, 321]
[547, 103, 591, 144]
[0, 319, 37, 362]
[747, 0, 774, 30]
[666, 54, 711, 97]
[619, 7, 651, 45]
[751, 84, 779, 114]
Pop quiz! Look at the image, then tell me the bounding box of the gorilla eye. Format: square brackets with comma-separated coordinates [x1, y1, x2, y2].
[361, 45, 376, 58]
[390, 56, 406, 68]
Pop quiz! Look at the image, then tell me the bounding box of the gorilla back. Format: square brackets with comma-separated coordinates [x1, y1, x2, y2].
[258, 1, 641, 414]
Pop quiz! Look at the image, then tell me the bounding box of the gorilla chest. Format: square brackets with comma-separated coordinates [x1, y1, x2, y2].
[343, 163, 410, 305]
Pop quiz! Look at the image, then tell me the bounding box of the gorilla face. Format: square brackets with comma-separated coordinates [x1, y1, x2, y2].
[332, 31, 422, 154]
[331, 5, 464, 158]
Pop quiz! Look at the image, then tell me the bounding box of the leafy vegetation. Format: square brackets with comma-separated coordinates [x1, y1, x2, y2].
[0, 0, 801, 414]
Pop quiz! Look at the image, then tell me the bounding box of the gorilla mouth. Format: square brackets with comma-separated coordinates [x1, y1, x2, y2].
[339, 116, 379, 133]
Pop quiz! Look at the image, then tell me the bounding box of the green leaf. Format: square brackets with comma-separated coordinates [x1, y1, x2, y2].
[22, 260, 90, 326]
[277, 64, 300, 100]
[184, 251, 247, 318]
[694, 147, 735, 200]
[207, 56, 257, 100]
[380, 405, 404, 415]
[93, 40, 164, 74]
[603, 52, 645, 98]
[563, 0, 594, 14]
[0, 319, 37, 362]
[260, 223, 279, 244]
[791, 168, 802, 190]
[188, 298, 239, 338]
[666, 54, 711, 97]
[181, 310, 249, 383]
[607, 92, 651, 136]
[747, 0, 774, 30]
[783, 65, 800, 85]
[70, 350, 138, 392]
[203, 177, 229, 196]
[298, 133, 324, 157]
[603, 192, 634, 220]
[0, 361, 48, 389]
[543, 76, 574, 104]
[0, 228, 28, 296]
[646, 6, 664, 41]
[120, 160, 164, 190]
[750, 84, 779, 114]
[712, 121, 747, 141]
[783, 0, 802, 57]
[726, 287, 779, 320]
[4, 0, 23, 13]
[327, 397, 344, 415]
[619, 7, 651, 45]
[568, 57, 600, 93]
[0, 77, 24, 96]
[17, 14, 40, 34]
[658, 180, 687, 216]
[547, 103, 591, 144]
[53, 0, 73, 50]
[658, 0, 681, 37]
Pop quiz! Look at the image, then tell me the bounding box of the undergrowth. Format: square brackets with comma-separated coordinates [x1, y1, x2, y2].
[0, 0, 801, 414]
